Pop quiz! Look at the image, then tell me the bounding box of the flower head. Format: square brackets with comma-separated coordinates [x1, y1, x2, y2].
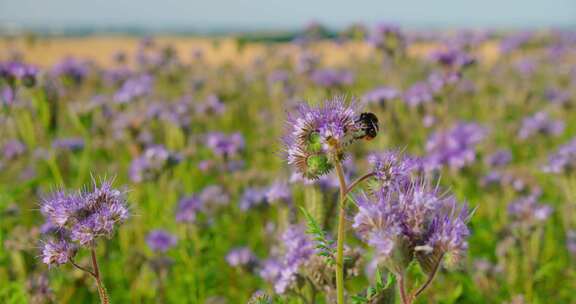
[353, 150, 472, 273]
[284, 97, 364, 179]
[39, 179, 129, 265]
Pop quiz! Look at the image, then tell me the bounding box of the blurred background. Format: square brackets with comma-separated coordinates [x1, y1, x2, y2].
[1, 1, 576, 304]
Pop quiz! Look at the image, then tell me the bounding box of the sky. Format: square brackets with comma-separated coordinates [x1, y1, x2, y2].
[0, 0, 575, 31]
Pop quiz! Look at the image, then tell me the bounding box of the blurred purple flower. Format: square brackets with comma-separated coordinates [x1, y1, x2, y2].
[543, 137, 576, 174]
[518, 112, 564, 140]
[361, 86, 399, 105]
[424, 122, 487, 171]
[205, 132, 245, 158]
[146, 230, 178, 253]
[226, 247, 257, 267]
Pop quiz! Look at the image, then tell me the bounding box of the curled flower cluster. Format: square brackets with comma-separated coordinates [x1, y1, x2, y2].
[284, 98, 362, 180]
[424, 122, 487, 171]
[354, 151, 471, 273]
[40, 179, 130, 266]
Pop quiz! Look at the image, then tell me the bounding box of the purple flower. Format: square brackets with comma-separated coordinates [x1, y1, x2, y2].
[175, 195, 203, 223]
[205, 132, 245, 158]
[368, 150, 421, 191]
[544, 88, 570, 105]
[113, 74, 154, 104]
[41, 239, 77, 266]
[518, 112, 564, 140]
[52, 137, 85, 152]
[542, 137, 576, 174]
[240, 187, 268, 211]
[361, 87, 399, 105]
[199, 185, 229, 207]
[146, 230, 178, 253]
[51, 57, 89, 84]
[226, 247, 256, 267]
[429, 48, 475, 69]
[261, 225, 314, 294]
[485, 149, 512, 168]
[508, 195, 552, 228]
[353, 150, 472, 272]
[283, 97, 361, 180]
[129, 145, 180, 183]
[424, 122, 487, 171]
[39, 179, 129, 264]
[196, 95, 226, 116]
[3, 140, 26, 160]
[309, 69, 354, 87]
[266, 181, 292, 204]
[404, 82, 434, 107]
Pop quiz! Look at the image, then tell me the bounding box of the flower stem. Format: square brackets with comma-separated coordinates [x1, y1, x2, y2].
[91, 248, 109, 304]
[344, 172, 376, 196]
[398, 273, 411, 304]
[334, 161, 348, 304]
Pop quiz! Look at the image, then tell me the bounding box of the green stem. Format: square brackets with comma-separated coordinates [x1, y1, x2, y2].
[334, 161, 348, 304]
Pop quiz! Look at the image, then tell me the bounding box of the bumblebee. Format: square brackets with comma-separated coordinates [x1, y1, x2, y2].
[354, 112, 379, 140]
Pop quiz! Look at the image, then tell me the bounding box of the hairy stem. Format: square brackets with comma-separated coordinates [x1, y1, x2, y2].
[334, 161, 348, 304]
[398, 273, 411, 304]
[69, 258, 97, 278]
[344, 172, 376, 196]
[91, 248, 109, 304]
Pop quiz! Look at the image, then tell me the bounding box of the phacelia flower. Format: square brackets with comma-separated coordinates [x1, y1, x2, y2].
[52, 137, 85, 152]
[129, 145, 180, 183]
[175, 195, 203, 223]
[113, 74, 154, 104]
[403, 82, 434, 107]
[485, 149, 512, 168]
[542, 137, 576, 174]
[517, 112, 564, 140]
[146, 230, 178, 253]
[368, 150, 421, 192]
[39, 179, 129, 265]
[41, 239, 77, 266]
[265, 225, 315, 294]
[205, 132, 245, 158]
[354, 151, 472, 273]
[309, 69, 354, 88]
[424, 122, 487, 171]
[508, 195, 552, 230]
[226, 247, 257, 267]
[239, 187, 269, 211]
[3, 139, 26, 160]
[283, 97, 365, 180]
[361, 86, 399, 105]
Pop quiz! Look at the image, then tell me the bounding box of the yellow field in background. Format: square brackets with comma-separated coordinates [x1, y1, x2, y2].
[0, 36, 501, 67]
